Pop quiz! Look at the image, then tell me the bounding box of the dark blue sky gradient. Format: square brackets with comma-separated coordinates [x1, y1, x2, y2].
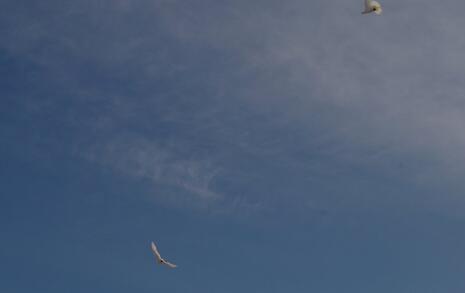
[2, 0, 465, 292]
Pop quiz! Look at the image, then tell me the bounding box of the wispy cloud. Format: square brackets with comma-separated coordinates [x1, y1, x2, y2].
[84, 136, 221, 200]
[3, 0, 465, 214]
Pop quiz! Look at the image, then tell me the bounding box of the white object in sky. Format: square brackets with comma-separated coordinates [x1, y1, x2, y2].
[151, 241, 177, 268]
[362, 0, 382, 15]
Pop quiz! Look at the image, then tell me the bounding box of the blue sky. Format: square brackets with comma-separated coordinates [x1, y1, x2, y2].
[2, 0, 465, 292]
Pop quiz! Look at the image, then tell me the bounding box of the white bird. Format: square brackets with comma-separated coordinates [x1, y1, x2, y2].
[150, 241, 177, 268]
[362, 0, 382, 15]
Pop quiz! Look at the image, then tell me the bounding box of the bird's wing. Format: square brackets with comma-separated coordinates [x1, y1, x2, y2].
[151, 242, 162, 260]
[364, 0, 372, 9]
[163, 260, 177, 268]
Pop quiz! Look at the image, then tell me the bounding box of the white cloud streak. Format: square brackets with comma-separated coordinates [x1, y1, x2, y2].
[4, 0, 465, 212]
[84, 136, 221, 200]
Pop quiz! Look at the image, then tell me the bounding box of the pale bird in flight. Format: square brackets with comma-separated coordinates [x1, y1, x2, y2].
[151, 241, 177, 268]
[362, 0, 382, 15]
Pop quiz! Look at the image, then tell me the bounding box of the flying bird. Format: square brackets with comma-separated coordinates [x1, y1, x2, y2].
[362, 0, 382, 15]
[151, 241, 177, 268]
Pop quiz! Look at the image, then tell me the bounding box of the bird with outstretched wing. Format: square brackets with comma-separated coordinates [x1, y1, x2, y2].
[151, 241, 177, 268]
